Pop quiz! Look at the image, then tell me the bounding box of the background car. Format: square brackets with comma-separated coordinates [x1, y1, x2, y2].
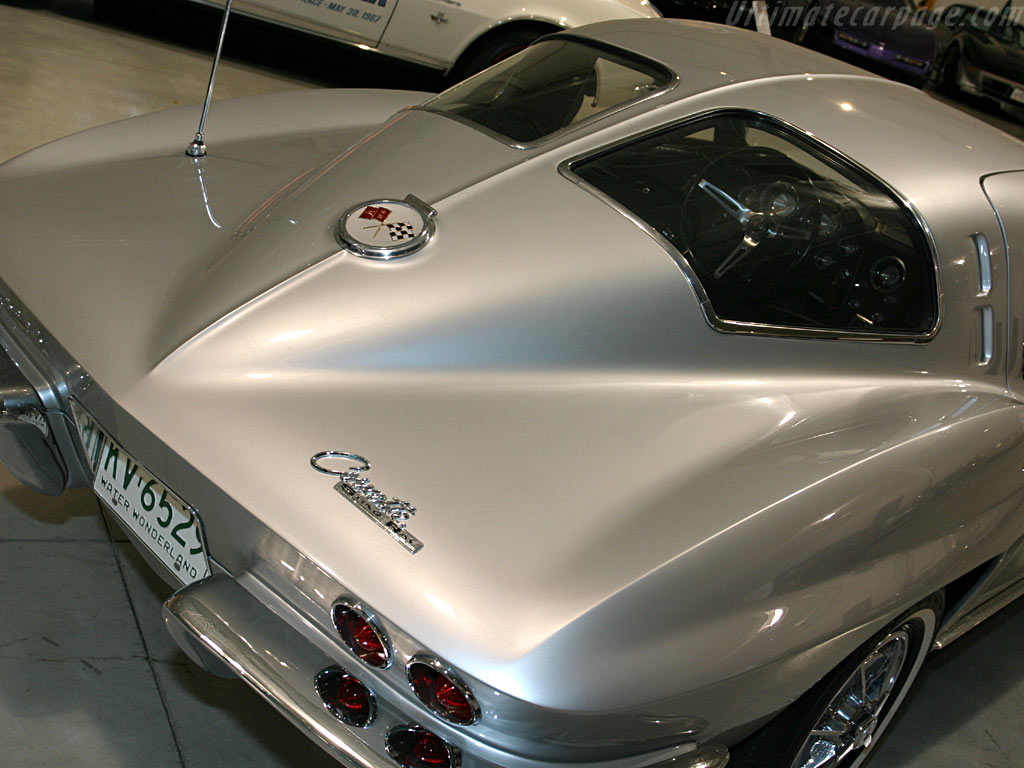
[935, 3, 1024, 112]
[3, 17, 1024, 768]
[95, 0, 661, 77]
[643, 0, 809, 39]
[795, 0, 938, 86]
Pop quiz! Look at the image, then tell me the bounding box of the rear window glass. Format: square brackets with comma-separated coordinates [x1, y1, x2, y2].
[423, 39, 672, 144]
[571, 113, 938, 337]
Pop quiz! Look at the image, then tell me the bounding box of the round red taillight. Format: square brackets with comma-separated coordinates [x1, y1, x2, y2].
[407, 657, 479, 725]
[385, 726, 461, 768]
[332, 601, 391, 668]
[314, 666, 376, 728]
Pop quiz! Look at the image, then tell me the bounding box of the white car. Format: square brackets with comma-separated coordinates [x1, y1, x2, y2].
[175, 0, 661, 76]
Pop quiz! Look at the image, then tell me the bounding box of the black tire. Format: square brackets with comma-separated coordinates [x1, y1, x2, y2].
[938, 48, 962, 95]
[792, 3, 822, 50]
[729, 594, 942, 768]
[449, 27, 550, 82]
[94, 0, 148, 23]
[93, 0, 125, 22]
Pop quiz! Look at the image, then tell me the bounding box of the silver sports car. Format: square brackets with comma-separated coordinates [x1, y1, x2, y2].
[2, 18, 1024, 768]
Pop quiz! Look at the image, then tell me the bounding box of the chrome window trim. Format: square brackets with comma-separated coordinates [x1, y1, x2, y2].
[330, 597, 395, 670]
[406, 654, 482, 726]
[416, 35, 680, 151]
[558, 108, 943, 343]
[314, 664, 378, 729]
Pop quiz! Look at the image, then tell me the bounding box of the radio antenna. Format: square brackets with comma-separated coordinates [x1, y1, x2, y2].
[186, 0, 234, 158]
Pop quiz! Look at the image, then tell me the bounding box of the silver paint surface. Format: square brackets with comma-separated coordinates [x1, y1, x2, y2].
[3, 18, 1024, 765]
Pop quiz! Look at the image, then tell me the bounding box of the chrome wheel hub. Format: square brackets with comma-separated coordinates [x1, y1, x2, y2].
[793, 629, 910, 768]
[851, 716, 878, 750]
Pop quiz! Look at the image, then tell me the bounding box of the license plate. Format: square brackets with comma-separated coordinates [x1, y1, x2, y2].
[71, 400, 210, 585]
[1012, 87, 1024, 104]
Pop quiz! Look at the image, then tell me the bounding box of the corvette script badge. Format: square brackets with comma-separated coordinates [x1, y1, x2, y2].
[310, 451, 423, 554]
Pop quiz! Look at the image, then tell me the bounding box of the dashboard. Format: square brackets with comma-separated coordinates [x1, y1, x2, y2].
[572, 114, 938, 337]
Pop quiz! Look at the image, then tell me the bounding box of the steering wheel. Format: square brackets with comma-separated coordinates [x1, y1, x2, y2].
[679, 147, 823, 287]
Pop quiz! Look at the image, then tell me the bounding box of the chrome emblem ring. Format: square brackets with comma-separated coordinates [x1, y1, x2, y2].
[336, 195, 436, 261]
[311, 451, 371, 475]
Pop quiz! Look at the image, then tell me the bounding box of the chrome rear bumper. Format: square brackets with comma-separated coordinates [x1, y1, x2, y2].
[0, 330, 67, 495]
[164, 575, 730, 768]
[164, 574, 393, 768]
[0, 288, 93, 495]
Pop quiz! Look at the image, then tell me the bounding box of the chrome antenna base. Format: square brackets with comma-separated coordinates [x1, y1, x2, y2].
[186, 133, 207, 158]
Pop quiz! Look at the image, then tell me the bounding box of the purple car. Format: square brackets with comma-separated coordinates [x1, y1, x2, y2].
[797, 0, 939, 87]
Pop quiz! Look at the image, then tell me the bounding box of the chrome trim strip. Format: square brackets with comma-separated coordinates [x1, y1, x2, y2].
[0, 311, 77, 493]
[645, 745, 729, 768]
[973, 233, 993, 296]
[980, 306, 994, 365]
[975, 64, 1024, 92]
[0, 280, 93, 487]
[933, 576, 1024, 649]
[0, 316, 61, 412]
[0, 279, 85, 398]
[557, 108, 943, 343]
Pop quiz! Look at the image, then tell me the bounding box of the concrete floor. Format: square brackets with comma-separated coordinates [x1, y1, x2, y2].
[0, 1, 1022, 766]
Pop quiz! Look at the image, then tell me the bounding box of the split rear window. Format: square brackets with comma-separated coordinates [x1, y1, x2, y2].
[423, 39, 672, 144]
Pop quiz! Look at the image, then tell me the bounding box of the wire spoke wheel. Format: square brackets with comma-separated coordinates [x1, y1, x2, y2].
[730, 597, 940, 768]
[792, 630, 910, 768]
